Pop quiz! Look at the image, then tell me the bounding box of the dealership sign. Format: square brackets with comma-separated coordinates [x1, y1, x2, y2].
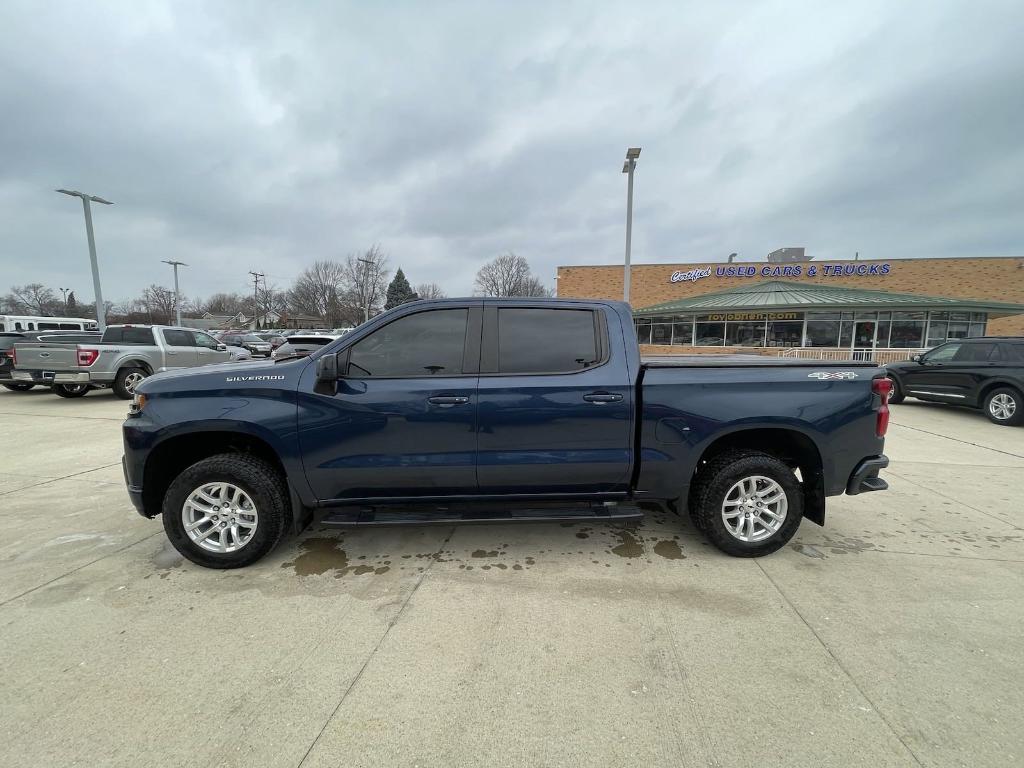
[670, 263, 892, 283]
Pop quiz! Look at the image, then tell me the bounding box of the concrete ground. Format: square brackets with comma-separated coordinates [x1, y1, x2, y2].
[0, 386, 1022, 768]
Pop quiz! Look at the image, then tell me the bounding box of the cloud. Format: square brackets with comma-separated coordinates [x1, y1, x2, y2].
[0, 0, 1022, 304]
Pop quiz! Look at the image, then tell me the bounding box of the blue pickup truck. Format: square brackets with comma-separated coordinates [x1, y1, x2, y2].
[122, 298, 891, 568]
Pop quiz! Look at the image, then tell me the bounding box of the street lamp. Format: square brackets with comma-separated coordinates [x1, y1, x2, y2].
[56, 189, 113, 331]
[622, 147, 641, 303]
[59, 287, 70, 313]
[162, 260, 188, 327]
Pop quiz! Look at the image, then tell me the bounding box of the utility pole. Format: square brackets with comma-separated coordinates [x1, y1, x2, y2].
[621, 148, 641, 304]
[56, 189, 113, 331]
[249, 271, 264, 330]
[162, 260, 188, 326]
[59, 288, 70, 313]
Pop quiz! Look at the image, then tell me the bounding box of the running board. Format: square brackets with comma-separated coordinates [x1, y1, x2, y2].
[319, 501, 643, 527]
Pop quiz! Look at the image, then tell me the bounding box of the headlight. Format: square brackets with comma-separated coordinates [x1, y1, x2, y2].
[128, 393, 147, 416]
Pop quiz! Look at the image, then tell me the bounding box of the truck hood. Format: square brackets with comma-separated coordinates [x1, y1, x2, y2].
[137, 358, 309, 393]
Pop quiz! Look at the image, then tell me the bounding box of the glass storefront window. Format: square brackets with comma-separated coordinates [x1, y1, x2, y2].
[947, 322, 970, 339]
[767, 320, 803, 347]
[635, 320, 651, 345]
[876, 321, 891, 347]
[926, 320, 948, 346]
[890, 312, 926, 348]
[805, 321, 840, 347]
[694, 322, 725, 346]
[726, 321, 766, 346]
[671, 322, 693, 345]
[651, 323, 672, 345]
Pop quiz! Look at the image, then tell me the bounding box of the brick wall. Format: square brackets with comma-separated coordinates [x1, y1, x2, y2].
[557, 256, 1024, 336]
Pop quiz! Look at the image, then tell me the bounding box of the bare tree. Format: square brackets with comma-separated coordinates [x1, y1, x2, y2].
[254, 282, 289, 327]
[2, 283, 61, 315]
[199, 292, 248, 316]
[288, 260, 349, 326]
[141, 285, 178, 324]
[414, 282, 447, 300]
[342, 245, 390, 323]
[474, 252, 550, 297]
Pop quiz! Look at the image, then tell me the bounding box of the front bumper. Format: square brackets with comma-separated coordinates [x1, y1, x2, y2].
[846, 455, 889, 495]
[12, 370, 92, 384]
[123, 455, 146, 516]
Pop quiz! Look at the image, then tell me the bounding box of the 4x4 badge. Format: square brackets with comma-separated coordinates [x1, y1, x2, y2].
[807, 371, 859, 380]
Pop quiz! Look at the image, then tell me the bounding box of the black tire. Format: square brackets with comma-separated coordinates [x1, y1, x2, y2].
[983, 387, 1024, 427]
[691, 450, 803, 557]
[161, 453, 289, 569]
[53, 383, 90, 398]
[113, 367, 148, 400]
[2, 382, 35, 392]
[886, 375, 905, 405]
[688, 448, 764, 533]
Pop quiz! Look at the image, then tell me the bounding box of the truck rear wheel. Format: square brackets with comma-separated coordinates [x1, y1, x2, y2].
[114, 367, 148, 399]
[691, 450, 803, 557]
[53, 383, 90, 398]
[161, 453, 289, 569]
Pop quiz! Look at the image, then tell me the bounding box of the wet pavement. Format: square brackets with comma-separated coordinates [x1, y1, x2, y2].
[1, 386, 1022, 767]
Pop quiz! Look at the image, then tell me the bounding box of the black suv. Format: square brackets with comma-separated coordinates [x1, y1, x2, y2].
[885, 337, 1024, 426]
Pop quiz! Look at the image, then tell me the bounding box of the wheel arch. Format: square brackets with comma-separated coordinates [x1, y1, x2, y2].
[141, 430, 305, 530]
[978, 378, 1023, 404]
[691, 427, 826, 525]
[118, 359, 154, 376]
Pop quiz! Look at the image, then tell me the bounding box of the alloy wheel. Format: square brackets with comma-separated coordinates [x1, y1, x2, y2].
[990, 393, 1017, 421]
[181, 482, 259, 554]
[721, 475, 788, 542]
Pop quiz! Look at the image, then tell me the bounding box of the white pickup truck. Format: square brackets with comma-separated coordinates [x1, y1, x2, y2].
[12, 325, 242, 399]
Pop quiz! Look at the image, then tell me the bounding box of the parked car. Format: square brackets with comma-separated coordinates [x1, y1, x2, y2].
[256, 333, 287, 350]
[1, 331, 102, 391]
[122, 298, 891, 569]
[12, 325, 233, 399]
[271, 333, 340, 359]
[216, 332, 273, 357]
[885, 337, 1024, 426]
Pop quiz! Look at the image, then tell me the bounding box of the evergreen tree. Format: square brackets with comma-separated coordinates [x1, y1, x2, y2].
[66, 291, 78, 312]
[384, 268, 418, 309]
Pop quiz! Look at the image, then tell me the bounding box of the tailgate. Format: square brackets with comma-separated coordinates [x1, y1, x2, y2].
[12, 343, 82, 371]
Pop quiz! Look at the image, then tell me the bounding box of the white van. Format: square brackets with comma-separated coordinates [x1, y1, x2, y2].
[0, 315, 99, 332]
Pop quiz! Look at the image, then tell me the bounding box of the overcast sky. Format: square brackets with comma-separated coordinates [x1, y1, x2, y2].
[1, 0, 1022, 304]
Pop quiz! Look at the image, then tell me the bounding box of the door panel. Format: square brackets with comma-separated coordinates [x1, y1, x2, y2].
[161, 329, 198, 368]
[475, 305, 632, 494]
[297, 305, 482, 502]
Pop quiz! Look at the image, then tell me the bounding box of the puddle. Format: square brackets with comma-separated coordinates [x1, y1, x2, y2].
[281, 537, 391, 578]
[652, 539, 685, 560]
[610, 529, 644, 558]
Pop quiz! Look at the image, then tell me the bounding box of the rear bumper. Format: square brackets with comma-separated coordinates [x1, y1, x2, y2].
[846, 455, 889, 495]
[12, 370, 92, 384]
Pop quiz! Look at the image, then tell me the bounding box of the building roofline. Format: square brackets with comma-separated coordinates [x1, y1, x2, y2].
[559, 254, 1024, 269]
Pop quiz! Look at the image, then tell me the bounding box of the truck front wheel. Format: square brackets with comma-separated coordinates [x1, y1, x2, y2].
[161, 454, 289, 569]
[691, 451, 803, 557]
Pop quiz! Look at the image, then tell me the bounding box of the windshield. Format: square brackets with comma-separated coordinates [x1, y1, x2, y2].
[241, 334, 265, 343]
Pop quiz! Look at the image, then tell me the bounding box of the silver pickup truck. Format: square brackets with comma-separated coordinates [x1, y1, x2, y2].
[12, 325, 240, 399]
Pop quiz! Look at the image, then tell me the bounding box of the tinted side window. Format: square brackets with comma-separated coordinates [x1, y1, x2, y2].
[497, 308, 599, 374]
[926, 343, 960, 362]
[163, 329, 193, 346]
[38, 322, 60, 330]
[123, 328, 155, 344]
[1000, 344, 1024, 362]
[348, 309, 468, 377]
[952, 343, 995, 362]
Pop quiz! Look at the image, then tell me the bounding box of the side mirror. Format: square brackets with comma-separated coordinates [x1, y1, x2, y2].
[316, 353, 339, 382]
[216, 343, 227, 351]
[911, 354, 922, 363]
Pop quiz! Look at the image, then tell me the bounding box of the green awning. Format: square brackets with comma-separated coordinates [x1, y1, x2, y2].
[633, 280, 1024, 317]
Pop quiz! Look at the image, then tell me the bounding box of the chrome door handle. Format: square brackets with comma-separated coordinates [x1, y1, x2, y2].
[427, 395, 470, 406]
[583, 392, 623, 403]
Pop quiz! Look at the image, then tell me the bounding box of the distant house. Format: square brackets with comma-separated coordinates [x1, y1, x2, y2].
[182, 310, 326, 331]
[261, 311, 326, 329]
[181, 312, 250, 331]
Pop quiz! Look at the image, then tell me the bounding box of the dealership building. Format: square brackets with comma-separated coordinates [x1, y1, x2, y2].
[556, 255, 1024, 358]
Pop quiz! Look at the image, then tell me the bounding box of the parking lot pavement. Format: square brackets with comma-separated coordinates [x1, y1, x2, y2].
[1, 387, 1022, 767]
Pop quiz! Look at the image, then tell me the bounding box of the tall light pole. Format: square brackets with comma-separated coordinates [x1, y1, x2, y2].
[162, 260, 188, 326]
[621, 147, 641, 303]
[59, 287, 70, 313]
[56, 189, 113, 331]
[249, 271, 264, 330]
[357, 256, 376, 323]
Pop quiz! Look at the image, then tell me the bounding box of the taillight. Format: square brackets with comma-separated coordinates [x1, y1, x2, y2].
[8, 348, 14, 366]
[872, 377, 893, 437]
[78, 348, 100, 366]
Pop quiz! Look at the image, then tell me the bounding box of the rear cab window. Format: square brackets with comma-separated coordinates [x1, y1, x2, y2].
[495, 307, 603, 374]
[103, 327, 156, 344]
